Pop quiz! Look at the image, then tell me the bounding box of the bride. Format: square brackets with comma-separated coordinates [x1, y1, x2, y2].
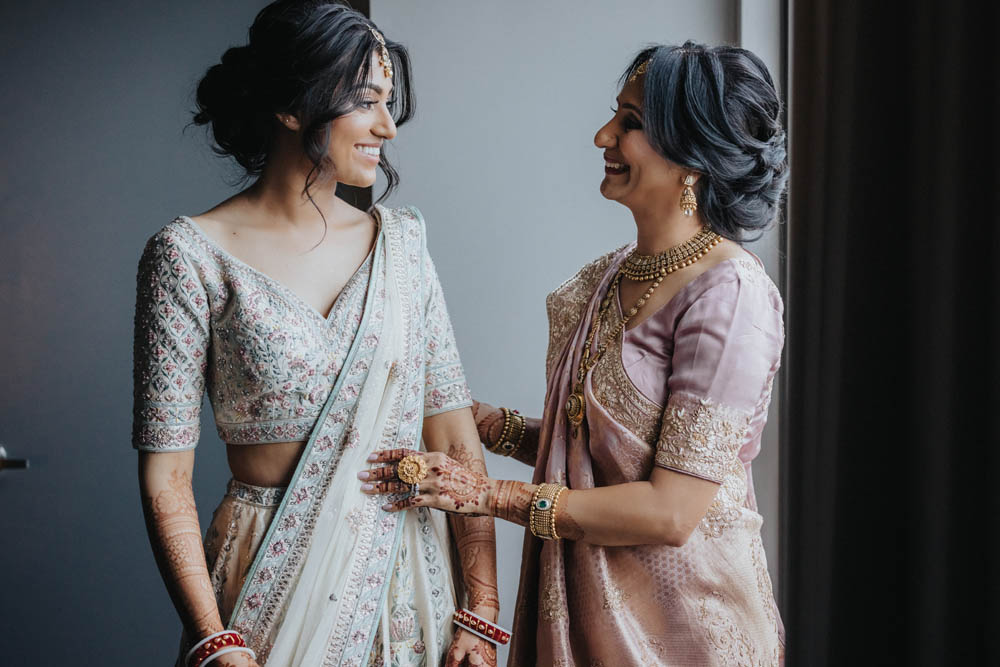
[133, 3, 497, 665]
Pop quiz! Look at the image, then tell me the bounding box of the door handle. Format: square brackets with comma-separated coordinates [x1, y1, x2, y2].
[0, 445, 29, 471]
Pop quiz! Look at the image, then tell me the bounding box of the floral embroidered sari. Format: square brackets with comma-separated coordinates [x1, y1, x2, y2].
[133, 205, 471, 666]
[509, 246, 786, 666]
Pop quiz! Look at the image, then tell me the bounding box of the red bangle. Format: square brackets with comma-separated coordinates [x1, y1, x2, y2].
[188, 631, 247, 667]
[452, 608, 511, 645]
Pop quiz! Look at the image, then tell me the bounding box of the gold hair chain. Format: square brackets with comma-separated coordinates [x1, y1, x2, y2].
[369, 27, 393, 78]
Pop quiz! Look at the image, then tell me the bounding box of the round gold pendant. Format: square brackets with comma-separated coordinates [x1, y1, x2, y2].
[565, 391, 586, 427]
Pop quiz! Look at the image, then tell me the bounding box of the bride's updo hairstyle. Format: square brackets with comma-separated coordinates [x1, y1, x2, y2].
[193, 0, 413, 203]
[623, 41, 788, 241]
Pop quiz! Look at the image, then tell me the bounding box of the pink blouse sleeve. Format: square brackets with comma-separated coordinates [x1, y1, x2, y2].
[413, 208, 473, 417]
[654, 269, 783, 483]
[131, 230, 211, 451]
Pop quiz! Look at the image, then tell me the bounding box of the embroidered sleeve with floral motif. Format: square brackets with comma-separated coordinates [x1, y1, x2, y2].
[655, 273, 782, 482]
[413, 207, 473, 417]
[132, 230, 210, 451]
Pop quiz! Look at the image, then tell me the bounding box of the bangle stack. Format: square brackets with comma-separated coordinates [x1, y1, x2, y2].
[529, 483, 567, 540]
[185, 630, 255, 667]
[488, 407, 525, 457]
[452, 608, 512, 645]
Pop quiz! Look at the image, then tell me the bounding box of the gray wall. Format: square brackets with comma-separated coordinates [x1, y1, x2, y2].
[0, 1, 780, 665]
[0, 2, 271, 664]
[371, 2, 780, 666]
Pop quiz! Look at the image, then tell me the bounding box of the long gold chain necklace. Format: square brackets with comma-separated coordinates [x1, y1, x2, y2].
[564, 226, 721, 436]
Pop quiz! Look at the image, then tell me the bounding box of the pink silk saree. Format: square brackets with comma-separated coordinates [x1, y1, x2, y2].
[509, 245, 785, 666]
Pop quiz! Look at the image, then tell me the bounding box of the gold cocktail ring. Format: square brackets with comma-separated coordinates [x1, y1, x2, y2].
[397, 454, 429, 486]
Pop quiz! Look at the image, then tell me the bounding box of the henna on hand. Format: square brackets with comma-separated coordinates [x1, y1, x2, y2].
[469, 641, 498, 666]
[448, 441, 488, 475]
[490, 479, 535, 527]
[447, 629, 498, 667]
[435, 456, 492, 513]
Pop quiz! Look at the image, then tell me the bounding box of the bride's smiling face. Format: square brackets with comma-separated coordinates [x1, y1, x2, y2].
[327, 52, 397, 188]
[594, 77, 684, 210]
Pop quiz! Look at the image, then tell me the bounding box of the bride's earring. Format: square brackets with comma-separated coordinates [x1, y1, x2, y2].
[680, 174, 698, 217]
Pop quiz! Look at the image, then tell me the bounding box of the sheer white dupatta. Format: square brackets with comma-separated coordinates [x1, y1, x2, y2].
[229, 208, 450, 666]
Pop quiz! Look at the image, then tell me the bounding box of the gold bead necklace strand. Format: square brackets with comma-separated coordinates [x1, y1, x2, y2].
[564, 227, 722, 436]
[620, 226, 721, 282]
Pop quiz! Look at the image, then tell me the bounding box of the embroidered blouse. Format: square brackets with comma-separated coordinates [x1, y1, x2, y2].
[132, 206, 472, 451]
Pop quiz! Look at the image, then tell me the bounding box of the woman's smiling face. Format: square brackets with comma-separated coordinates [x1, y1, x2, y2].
[594, 77, 684, 211]
[327, 52, 397, 188]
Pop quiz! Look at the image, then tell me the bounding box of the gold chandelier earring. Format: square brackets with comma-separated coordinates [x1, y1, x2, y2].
[680, 174, 698, 217]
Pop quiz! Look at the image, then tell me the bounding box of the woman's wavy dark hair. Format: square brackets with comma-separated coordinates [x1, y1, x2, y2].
[622, 41, 788, 241]
[193, 0, 413, 206]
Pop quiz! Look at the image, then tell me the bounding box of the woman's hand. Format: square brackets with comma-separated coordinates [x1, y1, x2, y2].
[211, 651, 260, 667]
[445, 629, 498, 667]
[359, 449, 495, 516]
[471, 400, 505, 449]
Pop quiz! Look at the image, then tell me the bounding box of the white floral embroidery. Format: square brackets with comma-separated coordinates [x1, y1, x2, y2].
[132, 217, 374, 450]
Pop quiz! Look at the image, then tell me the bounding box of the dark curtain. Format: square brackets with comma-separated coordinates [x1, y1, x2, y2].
[783, 1, 1000, 664]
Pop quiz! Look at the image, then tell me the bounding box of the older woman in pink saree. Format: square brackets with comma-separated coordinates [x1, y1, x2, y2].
[362, 42, 787, 666]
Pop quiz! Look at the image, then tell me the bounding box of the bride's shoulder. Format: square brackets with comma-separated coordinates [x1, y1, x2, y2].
[374, 203, 429, 241]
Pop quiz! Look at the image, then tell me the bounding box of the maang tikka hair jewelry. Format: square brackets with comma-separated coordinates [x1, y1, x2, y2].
[628, 59, 650, 84]
[369, 27, 393, 78]
[680, 174, 698, 216]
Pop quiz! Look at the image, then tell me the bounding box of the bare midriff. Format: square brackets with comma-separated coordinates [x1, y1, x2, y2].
[226, 441, 307, 488]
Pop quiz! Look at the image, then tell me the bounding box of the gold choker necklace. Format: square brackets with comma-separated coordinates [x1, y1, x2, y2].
[620, 226, 721, 281]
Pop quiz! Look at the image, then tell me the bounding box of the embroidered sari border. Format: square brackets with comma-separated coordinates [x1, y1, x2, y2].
[228, 227, 387, 642]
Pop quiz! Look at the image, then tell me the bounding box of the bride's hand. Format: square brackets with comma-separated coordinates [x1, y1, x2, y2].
[444, 628, 498, 667]
[358, 449, 494, 516]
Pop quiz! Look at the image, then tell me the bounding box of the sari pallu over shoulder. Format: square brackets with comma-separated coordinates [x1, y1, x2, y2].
[227, 206, 434, 666]
[512, 248, 784, 666]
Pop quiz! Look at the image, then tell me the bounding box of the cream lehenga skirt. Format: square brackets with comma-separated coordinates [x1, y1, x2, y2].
[178, 479, 455, 667]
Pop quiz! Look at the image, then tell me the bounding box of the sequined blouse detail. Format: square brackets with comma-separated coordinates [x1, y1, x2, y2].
[132, 207, 471, 451]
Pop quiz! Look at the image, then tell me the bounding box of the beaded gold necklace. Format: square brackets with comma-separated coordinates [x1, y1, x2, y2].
[619, 226, 721, 281]
[564, 228, 721, 436]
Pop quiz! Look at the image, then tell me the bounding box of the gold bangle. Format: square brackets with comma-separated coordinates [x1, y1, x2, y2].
[550, 486, 566, 540]
[489, 407, 515, 454]
[529, 483, 566, 540]
[499, 411, 525, 457]
[490, 408, 525, 457]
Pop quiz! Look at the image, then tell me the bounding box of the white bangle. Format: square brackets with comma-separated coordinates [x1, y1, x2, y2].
[185, 631, 231, 665]
[201, 646, 256, 666]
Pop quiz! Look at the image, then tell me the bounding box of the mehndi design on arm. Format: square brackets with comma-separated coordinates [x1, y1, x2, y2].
[143, 470, 222, 637]
[445, 443, 500, 617]
[555, 501, 587, 541]
[435, 455, 492, 514]
[490, 479, 534, 527]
